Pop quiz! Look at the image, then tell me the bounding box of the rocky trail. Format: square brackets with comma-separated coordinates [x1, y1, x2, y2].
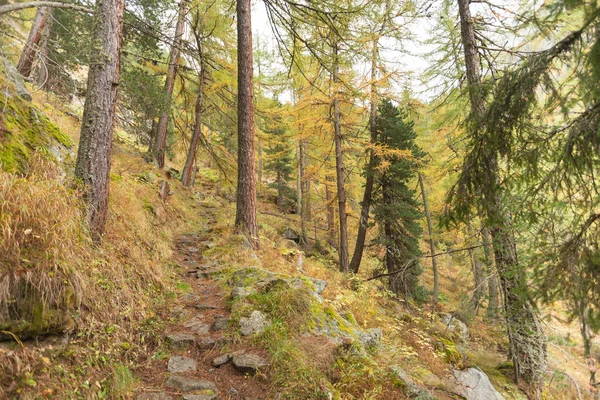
[135, 217, 271, 400]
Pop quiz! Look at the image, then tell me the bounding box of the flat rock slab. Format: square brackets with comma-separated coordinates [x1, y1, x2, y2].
[182, 394, 218, 400]
[212, 354, 231, 367]
[165, 333, 195, 349]
[212, 317, 229, 331]
[137, 393, 173, 400]
[197, 336, 230, 350]
[452, 368, 504, 400]
[164, 375, 217, 392]
[232, 353, 269, 374]
[194, 303, 218, 311]
[184, 317, 211, 334]
[167, 355, 197, 373]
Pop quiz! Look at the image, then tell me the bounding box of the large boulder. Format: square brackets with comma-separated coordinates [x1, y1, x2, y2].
[389, 366, 433, 400]
[442, 314, 469, 342]
[452, 368, 504, 400]
[239, 310, 270, 336]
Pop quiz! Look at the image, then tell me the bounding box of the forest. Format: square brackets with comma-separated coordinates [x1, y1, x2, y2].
[0, 0, 599, 399]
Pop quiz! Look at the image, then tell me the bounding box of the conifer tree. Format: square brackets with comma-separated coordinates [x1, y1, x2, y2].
[372, 99, 424, 299]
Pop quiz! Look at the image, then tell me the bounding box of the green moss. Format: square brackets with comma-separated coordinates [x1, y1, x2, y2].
[0, 86, 72, 173]
[439, 337, 463, 365]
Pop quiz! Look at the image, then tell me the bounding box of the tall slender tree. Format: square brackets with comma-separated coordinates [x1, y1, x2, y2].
[452, 0, 547, 393]
[17, 6, 49, 78]
[152, 0, 187, 168]
[75, 0, 125, 241]
[234, 0, 258, 248]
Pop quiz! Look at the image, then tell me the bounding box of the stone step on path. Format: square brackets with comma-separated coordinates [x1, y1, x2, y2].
[136, 227, 270, 400]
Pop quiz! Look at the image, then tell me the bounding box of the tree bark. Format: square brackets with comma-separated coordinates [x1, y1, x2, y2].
[0, 1, 91, 15]
[332, 42, 349, 273]
[468, 224, 486, 315]
[17, 7, 49, 78]
[181, 65, 205, 187]
[35, 7, 53, 89]
[234, 0, 258, 249]
[419, 172, 439, 303]
[152, 0, 187, 168]
[296, 141, 302, 215]
[74, 0, 124, 242]
[482, 227, 499, 320]
[326, 175, 336, 248]
[350, 37, 379, 274]
[457, 0, 546, 392]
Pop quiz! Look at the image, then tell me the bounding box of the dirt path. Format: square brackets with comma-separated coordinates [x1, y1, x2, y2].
[135, 220, 270, 400]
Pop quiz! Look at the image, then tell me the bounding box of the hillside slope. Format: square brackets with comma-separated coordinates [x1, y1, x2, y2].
[0, 57, 594, 400]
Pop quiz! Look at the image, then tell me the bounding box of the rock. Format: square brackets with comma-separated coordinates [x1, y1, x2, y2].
[181, 292, 201, 302]
[442, 314, 469, 342]
[184, 317, 211, 335]
[231, 286, 256, 298]
[165, 333, 195, 349]
[358, 328, 382, 348]
[239, 310, 270, 336]
[3, 58, 32, 101]
[164, 375, 217, 392]
[232, 353, 269, 374]
[167, 356, 197, 373]
[309, 278, 328, 295]
[197, 268, 228, 279]
[283, 227, 301, 243]
[452, 368, 504, 400]
[212, 354, 231, 367]
[194, 303, 218, 311]
[197, 336, 230, 350]
[137, 392, 173, 400]
[229, 387, 239, 396]
[389, 366, 433, 400]
[213, 317, 229, 331]
[182, 394, 218, 400]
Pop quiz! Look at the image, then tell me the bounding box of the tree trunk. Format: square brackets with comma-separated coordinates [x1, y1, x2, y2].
[277, 170, 283, 210]
[350, 37, 379, 274]
[457, 0, 547, 393]
[181, 65, 205, 187]
[74, 0, 124, 242]
[36, 7, 53, 89]
[468, 225, 485, 315]
[296, 141, 302, 215]
[332, 42, 349, 273]
[419, 172, 439, 303]
[382, 175, 398, 294]
[17, 6, 49, 78]
[152, 0, 187, 168]
[483, 227, 499, 320]
[234, 0, 258, 249]
[326, 175, 336, 248]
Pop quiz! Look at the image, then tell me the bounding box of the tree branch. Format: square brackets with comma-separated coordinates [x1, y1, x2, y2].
[0, 1, 92, 15]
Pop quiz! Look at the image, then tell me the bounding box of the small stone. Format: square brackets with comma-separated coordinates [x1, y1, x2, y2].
[197, 336, 230, 350]
[164, 375, 217, 392]
[231, 286, 255, 298]
[229, 387, 239, 395]
[137, 392, 173, 400]
[184, 317, 211, 334]
[309, 278, 328, 295]
[167, 355, 197, 373]
[213, 317, 229, 331]
[452, 368, 504, 400]
[232, 353, 269, 374]
[194, 303, 218, 311]
[212, 354, 231, 367]
[181, 292, 201, 302]
[165, 333, 195, 349]
[182, 394, 217, 400]
[389, 366, 433, 400]
[358, 328, 382, 348]
[239, 310, 270, 336]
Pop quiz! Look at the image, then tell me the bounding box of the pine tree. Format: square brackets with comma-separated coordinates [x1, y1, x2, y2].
[264, 121, 294, 212]
[372, 99, 424, 299]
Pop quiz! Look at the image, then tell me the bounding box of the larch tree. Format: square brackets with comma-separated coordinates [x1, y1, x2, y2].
[234, 0, 258, 248]
[451, 0, 547, 393]
[74, 0, 125, 241]
[17, 6, 49, 78]
[151, 0, 187, 168]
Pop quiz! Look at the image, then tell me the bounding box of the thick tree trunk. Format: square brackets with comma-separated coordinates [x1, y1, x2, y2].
[483, 227, 499, 320]
[74, 0, 124, 242]
[350, 38, 379, 274]
[181, 66, 205, 187]
[152, 0, 187, 168]
[419, 172, 439, 303]
[458, 0, 546, 393]
[234, 0, 258, 249]
[17, 7, 49, 78]
[332, 42, 349, 274]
